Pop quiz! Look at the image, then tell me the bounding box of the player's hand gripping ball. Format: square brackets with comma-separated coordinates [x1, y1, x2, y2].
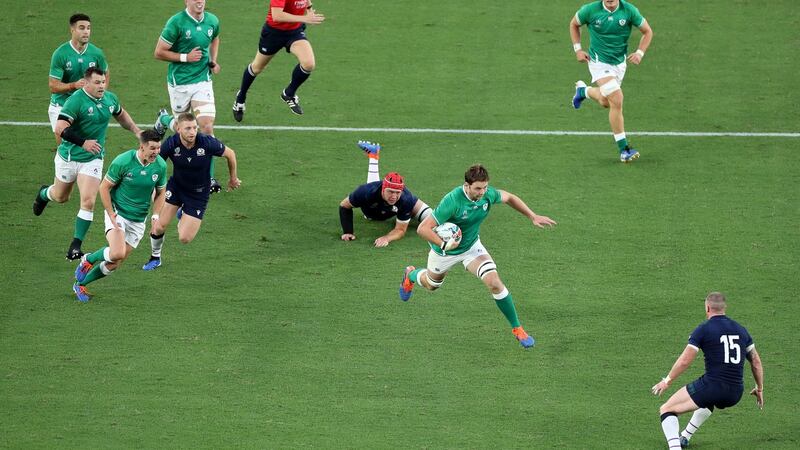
[435, 222, 462, 252]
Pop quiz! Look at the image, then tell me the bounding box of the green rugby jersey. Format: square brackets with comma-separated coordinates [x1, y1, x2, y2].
[159, 10, 220, 86]
[56, 88, 121, 163]
[430, 185, 503, 256]
[105, 150, 167, 223]
[576, 0, 645, 65]
[49, 42, 108, 106]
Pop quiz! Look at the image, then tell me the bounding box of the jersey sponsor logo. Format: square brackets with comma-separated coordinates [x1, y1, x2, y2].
[187, 157, 193, 162]
[196, 26, 202, 31]
[619, 19, 626, 26]
[140, 170, 147, 175]
[78, 58, 84, 63]
[196, 148, 205, 156]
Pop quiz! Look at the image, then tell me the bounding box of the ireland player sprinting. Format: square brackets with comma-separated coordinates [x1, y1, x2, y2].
[73, 130, 167, 302]
[33, 67, 141, 260]
[569, 0, 654, 162]
[399, 165, 557, 348]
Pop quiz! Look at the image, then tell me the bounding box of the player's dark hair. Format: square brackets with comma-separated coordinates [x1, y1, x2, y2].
[83, 67, 106, 79]
[464, 164, 489, 184]
[177, 112, 197, 123]
[69, 13, 91, 25]
[706, 292, 727, 312]
[139, 129, 163, 144]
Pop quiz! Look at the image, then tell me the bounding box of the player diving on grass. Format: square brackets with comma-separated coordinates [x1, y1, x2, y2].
[72, 130, 167, 302]
[339, 141, 432, 247]
[142, 113, 241, 271]
[399, 164, 556, 348]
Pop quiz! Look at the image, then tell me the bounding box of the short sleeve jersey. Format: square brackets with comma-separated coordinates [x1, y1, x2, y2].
[56, 89, 121, 163]
[430, 185, 503, 255]
[575, 1, 645, 65]
[688, 315, 754, 385]
[159, 10, 220, 86]
[348, 181, 419, 222]
[49, 42, 108, 106]
[105, 150, 168, 223]
[266, 0, 309, 30]
[160, 133, 226, 194]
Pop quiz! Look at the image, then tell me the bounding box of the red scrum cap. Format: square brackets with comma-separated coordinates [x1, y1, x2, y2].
[382, 172, 405, 191]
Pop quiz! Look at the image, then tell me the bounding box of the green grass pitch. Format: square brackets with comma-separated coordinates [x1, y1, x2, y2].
[1, 0, 798, 448]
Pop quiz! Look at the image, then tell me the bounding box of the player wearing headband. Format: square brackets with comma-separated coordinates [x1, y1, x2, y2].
[339, 164, 432, 248]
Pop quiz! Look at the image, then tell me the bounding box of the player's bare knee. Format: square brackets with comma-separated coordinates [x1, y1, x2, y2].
[52, 192, 70, 203]
[178, 234, 194, 244]
[109, 248, 126, 262]
[300, 61, 316, 72]
[424, 273, 444, 291]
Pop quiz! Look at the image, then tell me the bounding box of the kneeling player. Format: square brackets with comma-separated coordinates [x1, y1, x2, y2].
[72, 130, 167, 302]
[143, 113, 241, 270]
[338, 141, 431, 248]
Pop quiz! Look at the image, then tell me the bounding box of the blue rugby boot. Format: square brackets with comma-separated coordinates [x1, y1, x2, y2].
[573, 80, 588, 109]
[72, 282, 91, 303]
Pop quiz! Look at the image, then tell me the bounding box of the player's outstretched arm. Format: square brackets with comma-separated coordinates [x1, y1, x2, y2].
[651, 345, 698, 396]
[114, 109, 142, 137]
[747, 348, 765, 409]
[221, 147, 241, 191]
[499, 190, 557, 229]
[375, 221, 410, 248]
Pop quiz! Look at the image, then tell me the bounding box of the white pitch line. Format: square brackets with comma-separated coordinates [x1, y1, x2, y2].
[1, 121, 798, 138]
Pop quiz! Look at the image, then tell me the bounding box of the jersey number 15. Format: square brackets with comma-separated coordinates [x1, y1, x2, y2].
[720, 335, 741, 364]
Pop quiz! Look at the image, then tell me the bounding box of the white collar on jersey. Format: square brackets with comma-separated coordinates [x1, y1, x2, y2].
[462, 185, 480, 204]
[603, 2, 621, 14]
[69, 40, 88, 55]
[80, 87, 103, 101]
[185, 8, 205, 23]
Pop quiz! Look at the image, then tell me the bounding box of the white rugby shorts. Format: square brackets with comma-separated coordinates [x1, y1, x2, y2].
[54, 153, 103, 183]
[167, 81, 215, 115]
[426, 239, 489, 275]
[104, 211, 146, 248]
